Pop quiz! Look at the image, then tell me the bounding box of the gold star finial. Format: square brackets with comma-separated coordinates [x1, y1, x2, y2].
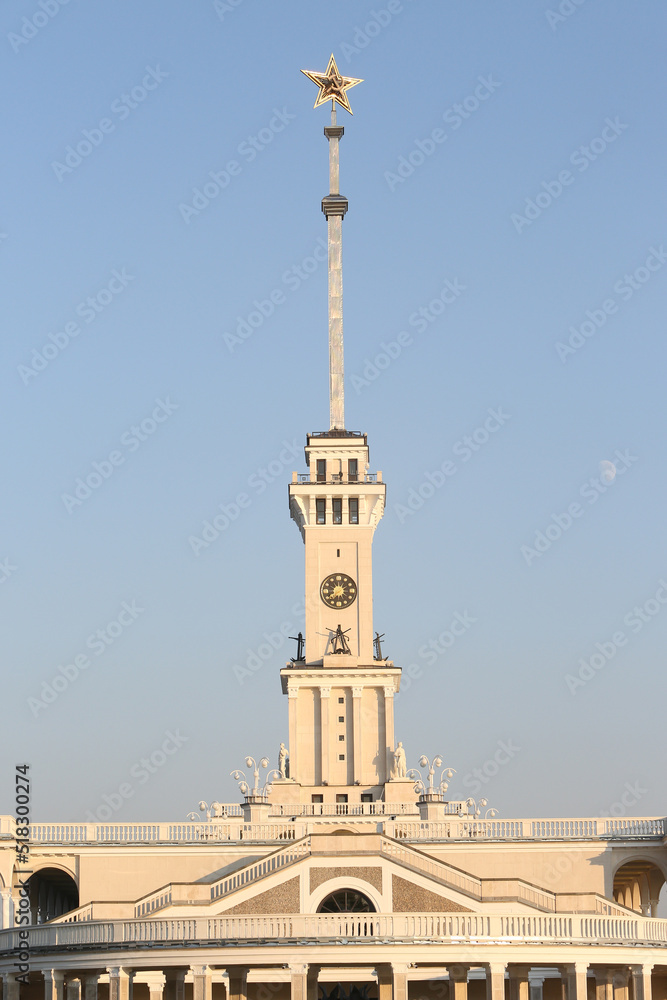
[301, 54, 363, 115]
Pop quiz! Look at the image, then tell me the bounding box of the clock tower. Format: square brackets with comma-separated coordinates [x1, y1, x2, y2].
[275, 57, 408, 808]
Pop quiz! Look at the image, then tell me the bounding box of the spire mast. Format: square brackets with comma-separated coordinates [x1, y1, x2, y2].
[301, 55, 363, 431]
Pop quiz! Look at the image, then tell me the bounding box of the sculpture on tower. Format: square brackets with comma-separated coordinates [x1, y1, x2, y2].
[392, 742, 407, 779]
[278, 742, 289, 779]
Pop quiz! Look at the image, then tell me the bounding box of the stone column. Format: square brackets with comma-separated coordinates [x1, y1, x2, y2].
[383, 687, 395, 783]
[376, 966, 392, 1000]
[306, 966, 320, 1000]
[595, 970, 614, 1000]
[631, 966, 653, 1000]
[508, 967, 529, 1000]
[449, 966, 468, 1000]
[486, 964, 506, 1000]
[2, 975, 21, 1000]
[529, 974, 545, 1000]
[288, 688, 299, 785]
[289, 965, 308, 1000]
[144, 975, 166, 1000]
[190, 968, 211, 1000]
[393, 965, 411, 1000]
[0, 890, 12, 929]
[320, 688, 330, 786]
[44, 971, 65, 1000]
[83, 975, 101, 1000]
[164, 971, 186, 1000]
[612, 970, 630, 1000]
[67, 980, 82, 1000]
[107, 968, 133, 1000]
[352, 686, 363, 783]
[227, 968, 247, 1000]
[564, 963, 588, 1000]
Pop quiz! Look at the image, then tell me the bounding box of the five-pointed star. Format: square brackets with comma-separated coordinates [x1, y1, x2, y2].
[301, 54, 363, 114]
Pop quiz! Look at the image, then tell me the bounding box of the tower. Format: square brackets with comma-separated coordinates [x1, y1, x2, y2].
[275, 57, 409, 807]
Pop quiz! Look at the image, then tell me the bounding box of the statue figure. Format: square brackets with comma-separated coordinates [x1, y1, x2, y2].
[393, 742, 406, 779]
[278, 742, 289, 779]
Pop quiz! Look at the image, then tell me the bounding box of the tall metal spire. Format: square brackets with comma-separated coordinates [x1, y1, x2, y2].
[301, 55, 363, 431]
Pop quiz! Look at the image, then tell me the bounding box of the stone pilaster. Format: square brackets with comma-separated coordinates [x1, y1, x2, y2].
[2, 976, 21, 1000]
[449, 966, 468, 1000]
[486, 965, 506, 1000]
[509, 967, 530, 1000]
[227, 968, 248, 1000]
[320, 688, 330, 785]
[190, 968, 211, 1000]
[392, 965, 411, 1000]
[66, 980, 82, 1000]
[164, 971, 186, 1000]
[595, 969, 614, 1000]
[144, 975, 166, 1000]
[43, 971, 65, 1000]
[83, 976, 101, 1000]
[107, 967, 133, 1000]
[631, 966, 653, 1000]
[529, 973, 546, 1000]
[564, 963, 588, 1000]
[352, 686, 363, 783]
[0, 890, 13, 930]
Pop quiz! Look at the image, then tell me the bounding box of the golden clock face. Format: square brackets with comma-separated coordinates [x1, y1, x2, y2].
[320, 573, 357, 609]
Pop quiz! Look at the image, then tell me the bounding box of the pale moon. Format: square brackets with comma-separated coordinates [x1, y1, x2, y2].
[599, 460, 617, 483]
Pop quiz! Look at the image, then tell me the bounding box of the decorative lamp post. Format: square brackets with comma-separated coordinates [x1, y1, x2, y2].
[231, 756, 274, 824]
[411, 755, 457, 821]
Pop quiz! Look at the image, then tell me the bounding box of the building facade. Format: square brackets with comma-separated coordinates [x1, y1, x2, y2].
[1, 54, 666, 1000]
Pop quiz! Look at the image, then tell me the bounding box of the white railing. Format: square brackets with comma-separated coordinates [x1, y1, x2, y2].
[2, 912, 666, 953]
[381, 840, 483, 898]
[26, 820, 304, 844]
[271, 802, 419, 817]
[55, 903, 94, 923]
[9, 815, 666, 846]
[131, 839, 312, 917]
[210, 837, 311, 900]
[386, 816, 667, 841]
[135, 887, 173, 918]
[381, 841, 557, 911]
[603, 818, 666, 837]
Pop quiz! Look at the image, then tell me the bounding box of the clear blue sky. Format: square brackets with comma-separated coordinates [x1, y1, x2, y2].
[2, 1, 666, 829]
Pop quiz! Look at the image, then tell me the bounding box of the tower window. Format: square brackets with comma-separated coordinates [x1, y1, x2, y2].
[316, 459, 326, 483]
[349, 498, 359, 524]
[338, 755, 345, 761]
[332, 498, 342, 524]
[338, 716, 344, 723]
[338, 697, 344, 704]
[316, 498, 326, 524]
[348, 459, 358, 483]
[338, 735, 344, 742]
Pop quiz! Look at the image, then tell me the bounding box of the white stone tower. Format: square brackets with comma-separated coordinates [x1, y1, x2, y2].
[274, 57, 410, 809]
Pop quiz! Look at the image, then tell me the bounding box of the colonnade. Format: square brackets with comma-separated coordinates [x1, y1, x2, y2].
[0, 962, 658, 1000]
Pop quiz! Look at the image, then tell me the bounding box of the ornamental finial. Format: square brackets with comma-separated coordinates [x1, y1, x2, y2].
[301, 54, 363, 115]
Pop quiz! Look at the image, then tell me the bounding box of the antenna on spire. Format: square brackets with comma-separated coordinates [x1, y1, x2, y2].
[301, 55, 363, 431]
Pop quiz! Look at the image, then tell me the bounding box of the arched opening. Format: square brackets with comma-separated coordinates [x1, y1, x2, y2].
[25, 868, 79, 923]
[613, 860, 665, 916]
[317, 889, 375, 913]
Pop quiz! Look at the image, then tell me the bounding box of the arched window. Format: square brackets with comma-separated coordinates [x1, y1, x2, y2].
[317, 889, 375, 913]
